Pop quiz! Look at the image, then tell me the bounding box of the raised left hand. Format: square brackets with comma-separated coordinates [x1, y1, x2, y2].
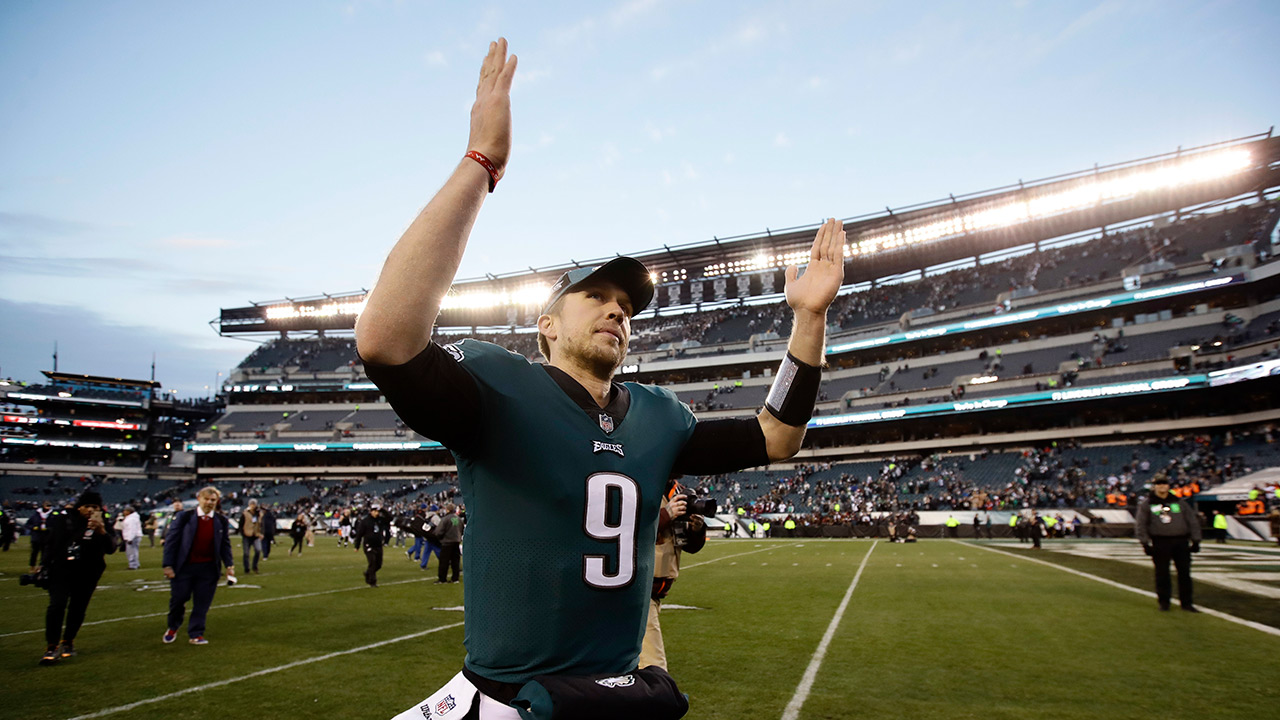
[785, 218, 846, 317]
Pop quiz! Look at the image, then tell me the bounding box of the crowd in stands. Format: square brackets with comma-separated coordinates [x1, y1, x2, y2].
[700, 429, 1275, 527]
[224, 201, 1278, 375]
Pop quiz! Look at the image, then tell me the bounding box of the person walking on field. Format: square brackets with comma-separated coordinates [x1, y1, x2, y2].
[163, 487, 236, 645]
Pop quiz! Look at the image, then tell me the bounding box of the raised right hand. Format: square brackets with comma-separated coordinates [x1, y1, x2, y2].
[468, 38, 518, 176]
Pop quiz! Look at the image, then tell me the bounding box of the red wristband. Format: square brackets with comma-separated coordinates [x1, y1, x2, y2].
[465, 150, 499, 193]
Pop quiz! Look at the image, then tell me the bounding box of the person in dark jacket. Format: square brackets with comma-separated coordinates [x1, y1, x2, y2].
[1135, 474, 1202, 612]
[27, 500, 54, 571]
[260, 507, 277, 560]
[163, 487, 236, 645]
[353, 504, 388, 587]
[0, 503, 15, 551]
[289, 511, 309, 556]
[37, 490, 117, 665]
[434, 503, 462, 584]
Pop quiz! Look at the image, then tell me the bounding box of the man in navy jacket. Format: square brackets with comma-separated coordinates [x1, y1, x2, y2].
[162, 487, 235, 645]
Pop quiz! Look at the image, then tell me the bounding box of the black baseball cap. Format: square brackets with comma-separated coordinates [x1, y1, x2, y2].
[76, 490, 104, 508]
[542, 257, 654, 317]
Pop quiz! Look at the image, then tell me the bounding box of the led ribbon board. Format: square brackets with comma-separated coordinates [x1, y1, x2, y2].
[187, 440, 444, 453]
[808, 373, 1209, 429]
[826, 275, 1240, 355]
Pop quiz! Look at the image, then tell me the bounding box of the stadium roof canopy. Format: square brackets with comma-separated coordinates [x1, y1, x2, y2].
[218, 131, 1280, 335]
[41, 370, 161, 389]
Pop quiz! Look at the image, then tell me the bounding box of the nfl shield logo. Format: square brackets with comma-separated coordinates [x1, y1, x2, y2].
[435, 694, 456, 715]
[599, 413, 615, 434]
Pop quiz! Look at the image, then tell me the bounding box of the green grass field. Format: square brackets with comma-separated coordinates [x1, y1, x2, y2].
[2, 536, 1278, 720]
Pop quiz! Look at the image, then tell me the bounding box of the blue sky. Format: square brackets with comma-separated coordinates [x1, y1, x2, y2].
[2, 0, 1277, 397]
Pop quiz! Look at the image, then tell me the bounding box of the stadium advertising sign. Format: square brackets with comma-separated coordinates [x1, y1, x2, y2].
[825, 275, 1240, 356]
[1, 437, 144, 451]
[809, 373, 1209, 429]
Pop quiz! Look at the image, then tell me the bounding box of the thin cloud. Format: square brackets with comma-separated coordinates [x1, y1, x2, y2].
[0, 212, 101, 237]
[3, 255, 164, 278]
[774, 132, 792, 148]
[425, 50, 447, 67]
[155, 236, 240, 249]
[3, 255, 267, 295]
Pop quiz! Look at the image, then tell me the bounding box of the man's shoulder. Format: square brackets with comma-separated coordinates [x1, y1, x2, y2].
[624, 381, 683, 405]
[445, 338, 531, 366]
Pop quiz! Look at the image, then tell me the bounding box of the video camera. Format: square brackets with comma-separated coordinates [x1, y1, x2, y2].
[20, 568, 49, 589]
[670, 487, 716, 549]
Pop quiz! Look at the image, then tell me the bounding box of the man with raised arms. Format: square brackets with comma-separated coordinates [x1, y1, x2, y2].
[358, 38, 846, 720]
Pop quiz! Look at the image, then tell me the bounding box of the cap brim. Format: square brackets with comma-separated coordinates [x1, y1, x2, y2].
[546, 257, 654, 316]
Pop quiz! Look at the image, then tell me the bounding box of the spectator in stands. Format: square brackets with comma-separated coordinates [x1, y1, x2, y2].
[38, 490, 116, 665]
[163, 486, 236, 645]
[121, 506, 143, 570]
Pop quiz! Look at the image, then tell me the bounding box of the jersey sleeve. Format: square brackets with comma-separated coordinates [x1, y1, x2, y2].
[670, 417, 770, 477]
[360, 341, 483, 455]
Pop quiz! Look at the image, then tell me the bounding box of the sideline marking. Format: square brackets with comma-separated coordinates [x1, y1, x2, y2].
[65, 621, 464, 720]
[963, 541, 1280, 638]
[781, 541, 877, 720]
[0, 576, 433, 638]
[683, 543, 796, 569]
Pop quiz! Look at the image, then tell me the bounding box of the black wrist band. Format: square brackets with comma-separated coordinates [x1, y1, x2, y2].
[764, 352, 821, 427]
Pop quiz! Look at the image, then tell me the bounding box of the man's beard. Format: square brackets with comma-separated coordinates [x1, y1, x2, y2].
[567, 331, 627, 377]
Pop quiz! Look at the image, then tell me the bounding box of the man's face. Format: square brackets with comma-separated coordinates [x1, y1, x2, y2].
[78, 504, 100, 519]
[542, 281, 633, 376]
[1152, 482, 1170, 498]
[197, 493, 219, 514]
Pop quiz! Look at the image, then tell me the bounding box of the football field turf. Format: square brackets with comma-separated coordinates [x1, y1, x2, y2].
[2, 537, 1278, 720]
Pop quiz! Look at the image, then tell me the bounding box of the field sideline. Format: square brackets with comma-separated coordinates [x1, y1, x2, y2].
[2, 537, 1278, 720]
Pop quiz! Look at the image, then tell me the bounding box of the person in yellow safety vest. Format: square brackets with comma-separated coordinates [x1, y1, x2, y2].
[1009, 514, 1020, 542]
[1248, 487, 1260, 501]
[1042, 515, 1058, 539]
[945, 515, 960, 538]
[784, 518, 796, 537]
[724, 519, 735, 538]
[737, 507, 746, 517]
[747, 520, 756, 537]
[1212, 511, 1229, 544]
[833, 502, 841, 513]
[762, 521, 771, 538]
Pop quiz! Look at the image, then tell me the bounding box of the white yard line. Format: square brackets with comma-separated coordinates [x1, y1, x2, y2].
[780, 541, 877, 720]
[65, 621, 464, 720]
[963, 541, 1280, 638]
[682, 543, 796, 568]
[0, 576, 433, 638]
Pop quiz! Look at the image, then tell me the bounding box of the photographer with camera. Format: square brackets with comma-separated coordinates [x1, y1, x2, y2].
[35, 490, 116, 665]
[639, 480, 713, 671]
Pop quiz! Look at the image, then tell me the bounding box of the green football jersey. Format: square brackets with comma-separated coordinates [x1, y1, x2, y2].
[449, 339, 696, 684]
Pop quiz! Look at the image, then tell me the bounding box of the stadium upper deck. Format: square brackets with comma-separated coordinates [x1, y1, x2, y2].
[217, 133, 1280, 335]
[189, 135, 1280, 483]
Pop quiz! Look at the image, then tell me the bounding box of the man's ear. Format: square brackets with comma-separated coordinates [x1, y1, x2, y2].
[538, 314, 558, 343]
